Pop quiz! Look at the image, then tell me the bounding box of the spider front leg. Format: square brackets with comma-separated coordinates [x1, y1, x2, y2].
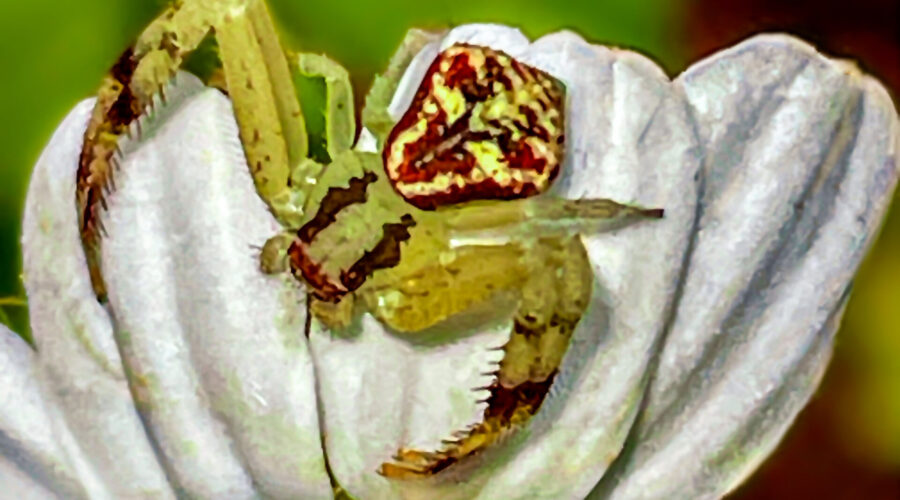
[79, 0, 361, 295]
[359, 195, 662, 333]
[443, 196, 664, 244]
[361, 28, 442, 147]
[373, 197, 660, 478]
[377, 235, 594, 479]
[79, 0, 312, 297]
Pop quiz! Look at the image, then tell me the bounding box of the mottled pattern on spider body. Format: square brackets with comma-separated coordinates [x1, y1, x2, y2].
[384, 44, 566, 210]
[285, 160, 422, 304]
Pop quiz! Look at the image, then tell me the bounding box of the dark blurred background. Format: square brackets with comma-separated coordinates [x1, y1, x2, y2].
[0, 1, 896, 497]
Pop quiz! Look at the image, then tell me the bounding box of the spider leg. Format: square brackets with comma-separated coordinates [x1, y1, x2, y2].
[215, 0, 307, 205]
[270, 51, 359, 225]
[443, 196, 663, 241]
[360, 244, 526, 333]
[79, 0, 307, 298]
[361, 29, 442, 148]
[294, 52, 356, 160]
[379, 236, 593, 479]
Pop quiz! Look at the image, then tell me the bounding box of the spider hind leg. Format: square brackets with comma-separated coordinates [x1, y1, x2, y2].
[379, 235, 592, 479]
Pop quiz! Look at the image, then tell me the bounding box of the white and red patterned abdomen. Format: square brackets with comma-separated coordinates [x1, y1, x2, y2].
[383, 44, 566, 210]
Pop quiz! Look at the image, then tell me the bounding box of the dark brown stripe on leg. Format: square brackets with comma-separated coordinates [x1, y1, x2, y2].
[77, 47, 143, 299]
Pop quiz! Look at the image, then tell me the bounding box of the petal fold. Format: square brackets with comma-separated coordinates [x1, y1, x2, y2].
[97, 74, 332, 499]
[592, 34, 900, 499]
[22, 98, 174, 498]
[0, 326, 88, 499]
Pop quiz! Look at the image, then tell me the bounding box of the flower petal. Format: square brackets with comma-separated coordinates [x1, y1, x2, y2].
[0, 326, 90, 498]
[319, 25, 700, 499]
[96, 74, 331, 498]
[592, 34, 900, 499]
[21, 98, 174, 497]
[477, 30, 700, 500]
[0, 454, 57, 500]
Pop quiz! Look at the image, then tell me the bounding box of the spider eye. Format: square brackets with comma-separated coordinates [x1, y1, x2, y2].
[383, 44, 566, 210]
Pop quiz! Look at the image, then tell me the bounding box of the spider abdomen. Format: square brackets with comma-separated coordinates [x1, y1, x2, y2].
[383, 44, 566, 210]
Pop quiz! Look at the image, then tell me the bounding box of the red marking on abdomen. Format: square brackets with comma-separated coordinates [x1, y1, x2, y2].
[383, 44, 565, 211]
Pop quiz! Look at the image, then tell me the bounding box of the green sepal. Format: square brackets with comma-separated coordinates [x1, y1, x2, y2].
[361, 29, 443, 148]
[0, 306, 10, 330]
[0, 297, 29, 343]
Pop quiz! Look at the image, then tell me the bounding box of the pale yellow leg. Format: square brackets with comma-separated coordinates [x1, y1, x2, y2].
[360, 244, 527, 333]
[130, 0, 308, 202]
[443, 196, 663, 236]
[379, 236, 593, 478]
[294, 52, 356, 160]
[362, 29, 443, 146]
[79, 0, 311, 298]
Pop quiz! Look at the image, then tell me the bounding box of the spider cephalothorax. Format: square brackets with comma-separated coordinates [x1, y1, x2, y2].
[77, 0, 663, 481]
[287, 44, 570, 306]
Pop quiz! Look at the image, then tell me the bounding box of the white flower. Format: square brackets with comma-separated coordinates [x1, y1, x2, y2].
[1, 24, 897, 500]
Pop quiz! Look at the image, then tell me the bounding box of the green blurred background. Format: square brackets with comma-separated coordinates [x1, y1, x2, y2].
[0, 0, 896, 497]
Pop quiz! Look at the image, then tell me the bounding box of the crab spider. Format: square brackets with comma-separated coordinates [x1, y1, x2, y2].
[77, 0, 663, 479]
